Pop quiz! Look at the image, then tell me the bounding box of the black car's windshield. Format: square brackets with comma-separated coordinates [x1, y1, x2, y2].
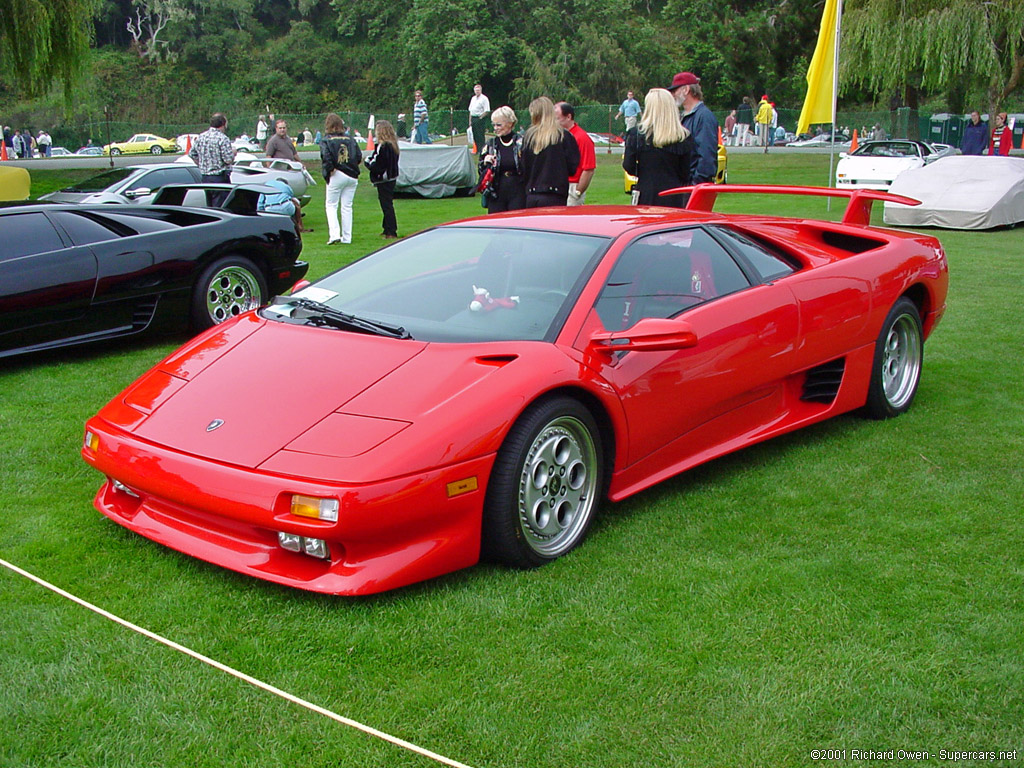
[265, 227, 609, 343]
[64, 168, 135, 193]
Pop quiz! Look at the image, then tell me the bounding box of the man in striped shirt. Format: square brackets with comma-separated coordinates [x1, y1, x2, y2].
[413, 90, 431, 144]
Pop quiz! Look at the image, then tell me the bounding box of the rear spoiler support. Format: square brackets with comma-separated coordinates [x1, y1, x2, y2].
[659, 184, 920, 227]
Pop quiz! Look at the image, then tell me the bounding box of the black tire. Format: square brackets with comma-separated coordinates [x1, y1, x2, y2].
[110, 147, 121, 156]
[864, 297, 923, 419]
[190, 256, 267, 331]
[150, 145, 163, 155]
[482, 396, 603, 568]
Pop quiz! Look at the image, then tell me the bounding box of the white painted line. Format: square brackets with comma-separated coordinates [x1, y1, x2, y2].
[1, 557, 478, 768]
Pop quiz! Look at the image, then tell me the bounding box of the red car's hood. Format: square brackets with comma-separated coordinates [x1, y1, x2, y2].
[131, 320, 427, 468]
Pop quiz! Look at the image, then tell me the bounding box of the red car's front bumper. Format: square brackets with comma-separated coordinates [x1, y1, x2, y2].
[83, 419, 495, 595]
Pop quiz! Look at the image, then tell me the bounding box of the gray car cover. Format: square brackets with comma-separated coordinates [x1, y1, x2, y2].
[884, 155, 1024, 230]
[394, 142, 476, 198]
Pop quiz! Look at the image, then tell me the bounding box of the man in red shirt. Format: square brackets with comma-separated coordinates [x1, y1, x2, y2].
[555, 101, 596, 206]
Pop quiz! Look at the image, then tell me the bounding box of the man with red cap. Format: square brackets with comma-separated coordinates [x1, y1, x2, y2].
[668, 72, 719, 190]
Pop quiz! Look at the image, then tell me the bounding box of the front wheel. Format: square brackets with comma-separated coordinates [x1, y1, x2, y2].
[110, 147, 122, 156]
[482, 397, 603, 568]
[864, 297, 923, 419]
[150, 145, 163, 155]
[191, 256, 267, 331]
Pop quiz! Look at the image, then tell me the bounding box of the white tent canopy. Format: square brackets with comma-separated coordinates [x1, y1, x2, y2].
[884, 156, 1024, 230]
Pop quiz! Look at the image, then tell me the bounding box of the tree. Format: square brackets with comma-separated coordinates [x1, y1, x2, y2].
[0, 0, 98, 99]
[843, 0, 1024, 116]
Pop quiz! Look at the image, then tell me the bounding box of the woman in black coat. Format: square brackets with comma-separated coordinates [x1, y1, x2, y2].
[623, 88, 696, 207]
[478, 106, 527, 213]
[521, 96, 580, 208]
[365, 120, 401, 238]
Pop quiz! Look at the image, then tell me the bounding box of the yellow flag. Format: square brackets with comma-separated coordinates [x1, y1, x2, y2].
[797, 0, 840, 135]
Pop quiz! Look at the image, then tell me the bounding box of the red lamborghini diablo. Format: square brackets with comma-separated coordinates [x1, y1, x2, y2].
[83, 186, 948, 595]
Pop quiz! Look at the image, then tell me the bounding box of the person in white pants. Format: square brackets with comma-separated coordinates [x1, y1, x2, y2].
[325, 170, 358, 244]
[320, 112, 362, 245]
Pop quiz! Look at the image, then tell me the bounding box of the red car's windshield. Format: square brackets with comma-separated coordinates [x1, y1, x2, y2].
[267, 227, 609, 342]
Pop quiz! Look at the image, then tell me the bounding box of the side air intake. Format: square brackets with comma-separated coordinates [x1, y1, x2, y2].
[801, 358, 846, 404]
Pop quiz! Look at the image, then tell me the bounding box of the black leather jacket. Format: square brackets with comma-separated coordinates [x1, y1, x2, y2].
[320, 134, 362, 181]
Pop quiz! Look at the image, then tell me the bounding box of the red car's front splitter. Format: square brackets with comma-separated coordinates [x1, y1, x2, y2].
[86, 423, 494, 595]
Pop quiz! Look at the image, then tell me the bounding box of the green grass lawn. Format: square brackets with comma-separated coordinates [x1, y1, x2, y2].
[2, 153, 1022, 767]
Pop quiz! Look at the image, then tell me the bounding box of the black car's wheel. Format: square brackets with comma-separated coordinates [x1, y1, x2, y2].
[110, 147, 121, 156]
[864, 297, 923, 419]
[191, 256, 267, 331]
[150, 145, 163, 155]
[482, 396, 603, 568]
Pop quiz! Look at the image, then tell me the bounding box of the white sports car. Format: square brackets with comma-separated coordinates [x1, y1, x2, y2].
[836, 140, 956, 191]
[175, 152, 316, 206]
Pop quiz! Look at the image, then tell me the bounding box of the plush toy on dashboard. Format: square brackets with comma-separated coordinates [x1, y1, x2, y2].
[469, 285, 520, 312]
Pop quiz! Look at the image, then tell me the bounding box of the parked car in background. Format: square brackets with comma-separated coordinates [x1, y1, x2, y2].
[836, 140, 956, 191]
[187, 152, 317, 206]
[40, 163, 203, 205]
[0, 194, 307, 358]
[42, 155, 316, 207]
[47, 146, 74, 157]
[233, 135, 261, 153]
[103, 133, 180, 156]
[81, 186, 947, 595]
[76, 146, 104, 156]
[786, 133, 852, 149]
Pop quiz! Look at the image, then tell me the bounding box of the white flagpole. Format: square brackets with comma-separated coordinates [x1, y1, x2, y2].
[828, 0, 843, 209]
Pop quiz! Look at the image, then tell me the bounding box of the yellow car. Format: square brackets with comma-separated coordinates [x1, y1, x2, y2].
[103, 134, 180, 156]
[0, 166, 30, 201]
[624, 141, 728, 193]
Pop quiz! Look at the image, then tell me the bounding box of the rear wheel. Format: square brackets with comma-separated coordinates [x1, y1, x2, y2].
[864, 297, 923, 419]
[110, 147, 121, 156]
[482, 397, 603, 568]
[150, 145, 163, 155]
[191, 256, 267, 331]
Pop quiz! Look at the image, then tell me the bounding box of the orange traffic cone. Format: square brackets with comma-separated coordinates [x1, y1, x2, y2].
[718, 126, 723, 147]
[850, 128, 859, 152]
[1, 141, 7, 161]
[366, 130, 375, 153]
[185, 134, 192, 154]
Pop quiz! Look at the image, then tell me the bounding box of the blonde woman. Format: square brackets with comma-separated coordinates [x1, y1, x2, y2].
[478, 106, 526, 213]
[365, 119, 400, 237]
[622, 88, 695, 207]
[521, 96, 580, 207]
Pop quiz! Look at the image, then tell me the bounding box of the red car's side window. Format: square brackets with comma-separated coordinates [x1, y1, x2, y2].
[594, 228, 750, 331]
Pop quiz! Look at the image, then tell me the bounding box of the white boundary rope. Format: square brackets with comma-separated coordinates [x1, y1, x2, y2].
[1, 557, 477, 768]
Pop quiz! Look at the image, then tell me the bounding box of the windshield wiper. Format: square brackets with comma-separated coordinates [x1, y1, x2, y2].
[285, 298, 411, 339]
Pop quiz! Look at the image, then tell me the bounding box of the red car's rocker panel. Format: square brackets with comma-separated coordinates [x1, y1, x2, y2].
[83, 188, 948, 594]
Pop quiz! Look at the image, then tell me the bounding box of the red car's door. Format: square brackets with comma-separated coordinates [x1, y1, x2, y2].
[584, 227, 800, 475]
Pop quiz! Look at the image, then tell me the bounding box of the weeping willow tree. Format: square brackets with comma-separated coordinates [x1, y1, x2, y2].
[0, 0, 98, 101]
[843, 0, 1024, 116]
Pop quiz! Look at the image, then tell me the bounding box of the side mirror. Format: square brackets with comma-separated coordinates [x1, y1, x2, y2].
[124, 187, 151, 199]
[589, 317, 699, 353]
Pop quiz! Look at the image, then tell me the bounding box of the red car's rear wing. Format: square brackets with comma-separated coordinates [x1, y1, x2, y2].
[660, 184, 920, 227]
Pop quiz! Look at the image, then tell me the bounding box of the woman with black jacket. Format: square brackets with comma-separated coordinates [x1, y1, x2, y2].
[521, 96, 580, 208]
[623, 88, 695, 207]
[365, 120, 401, 238]
[478, 105, 526, 213]
[320, 113, 362, 245]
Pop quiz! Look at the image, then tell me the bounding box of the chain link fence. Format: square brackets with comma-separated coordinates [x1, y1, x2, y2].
[36, 106, 1021, 153]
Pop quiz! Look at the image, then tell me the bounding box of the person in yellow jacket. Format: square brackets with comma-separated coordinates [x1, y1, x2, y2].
[755, 95, 773, 153]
